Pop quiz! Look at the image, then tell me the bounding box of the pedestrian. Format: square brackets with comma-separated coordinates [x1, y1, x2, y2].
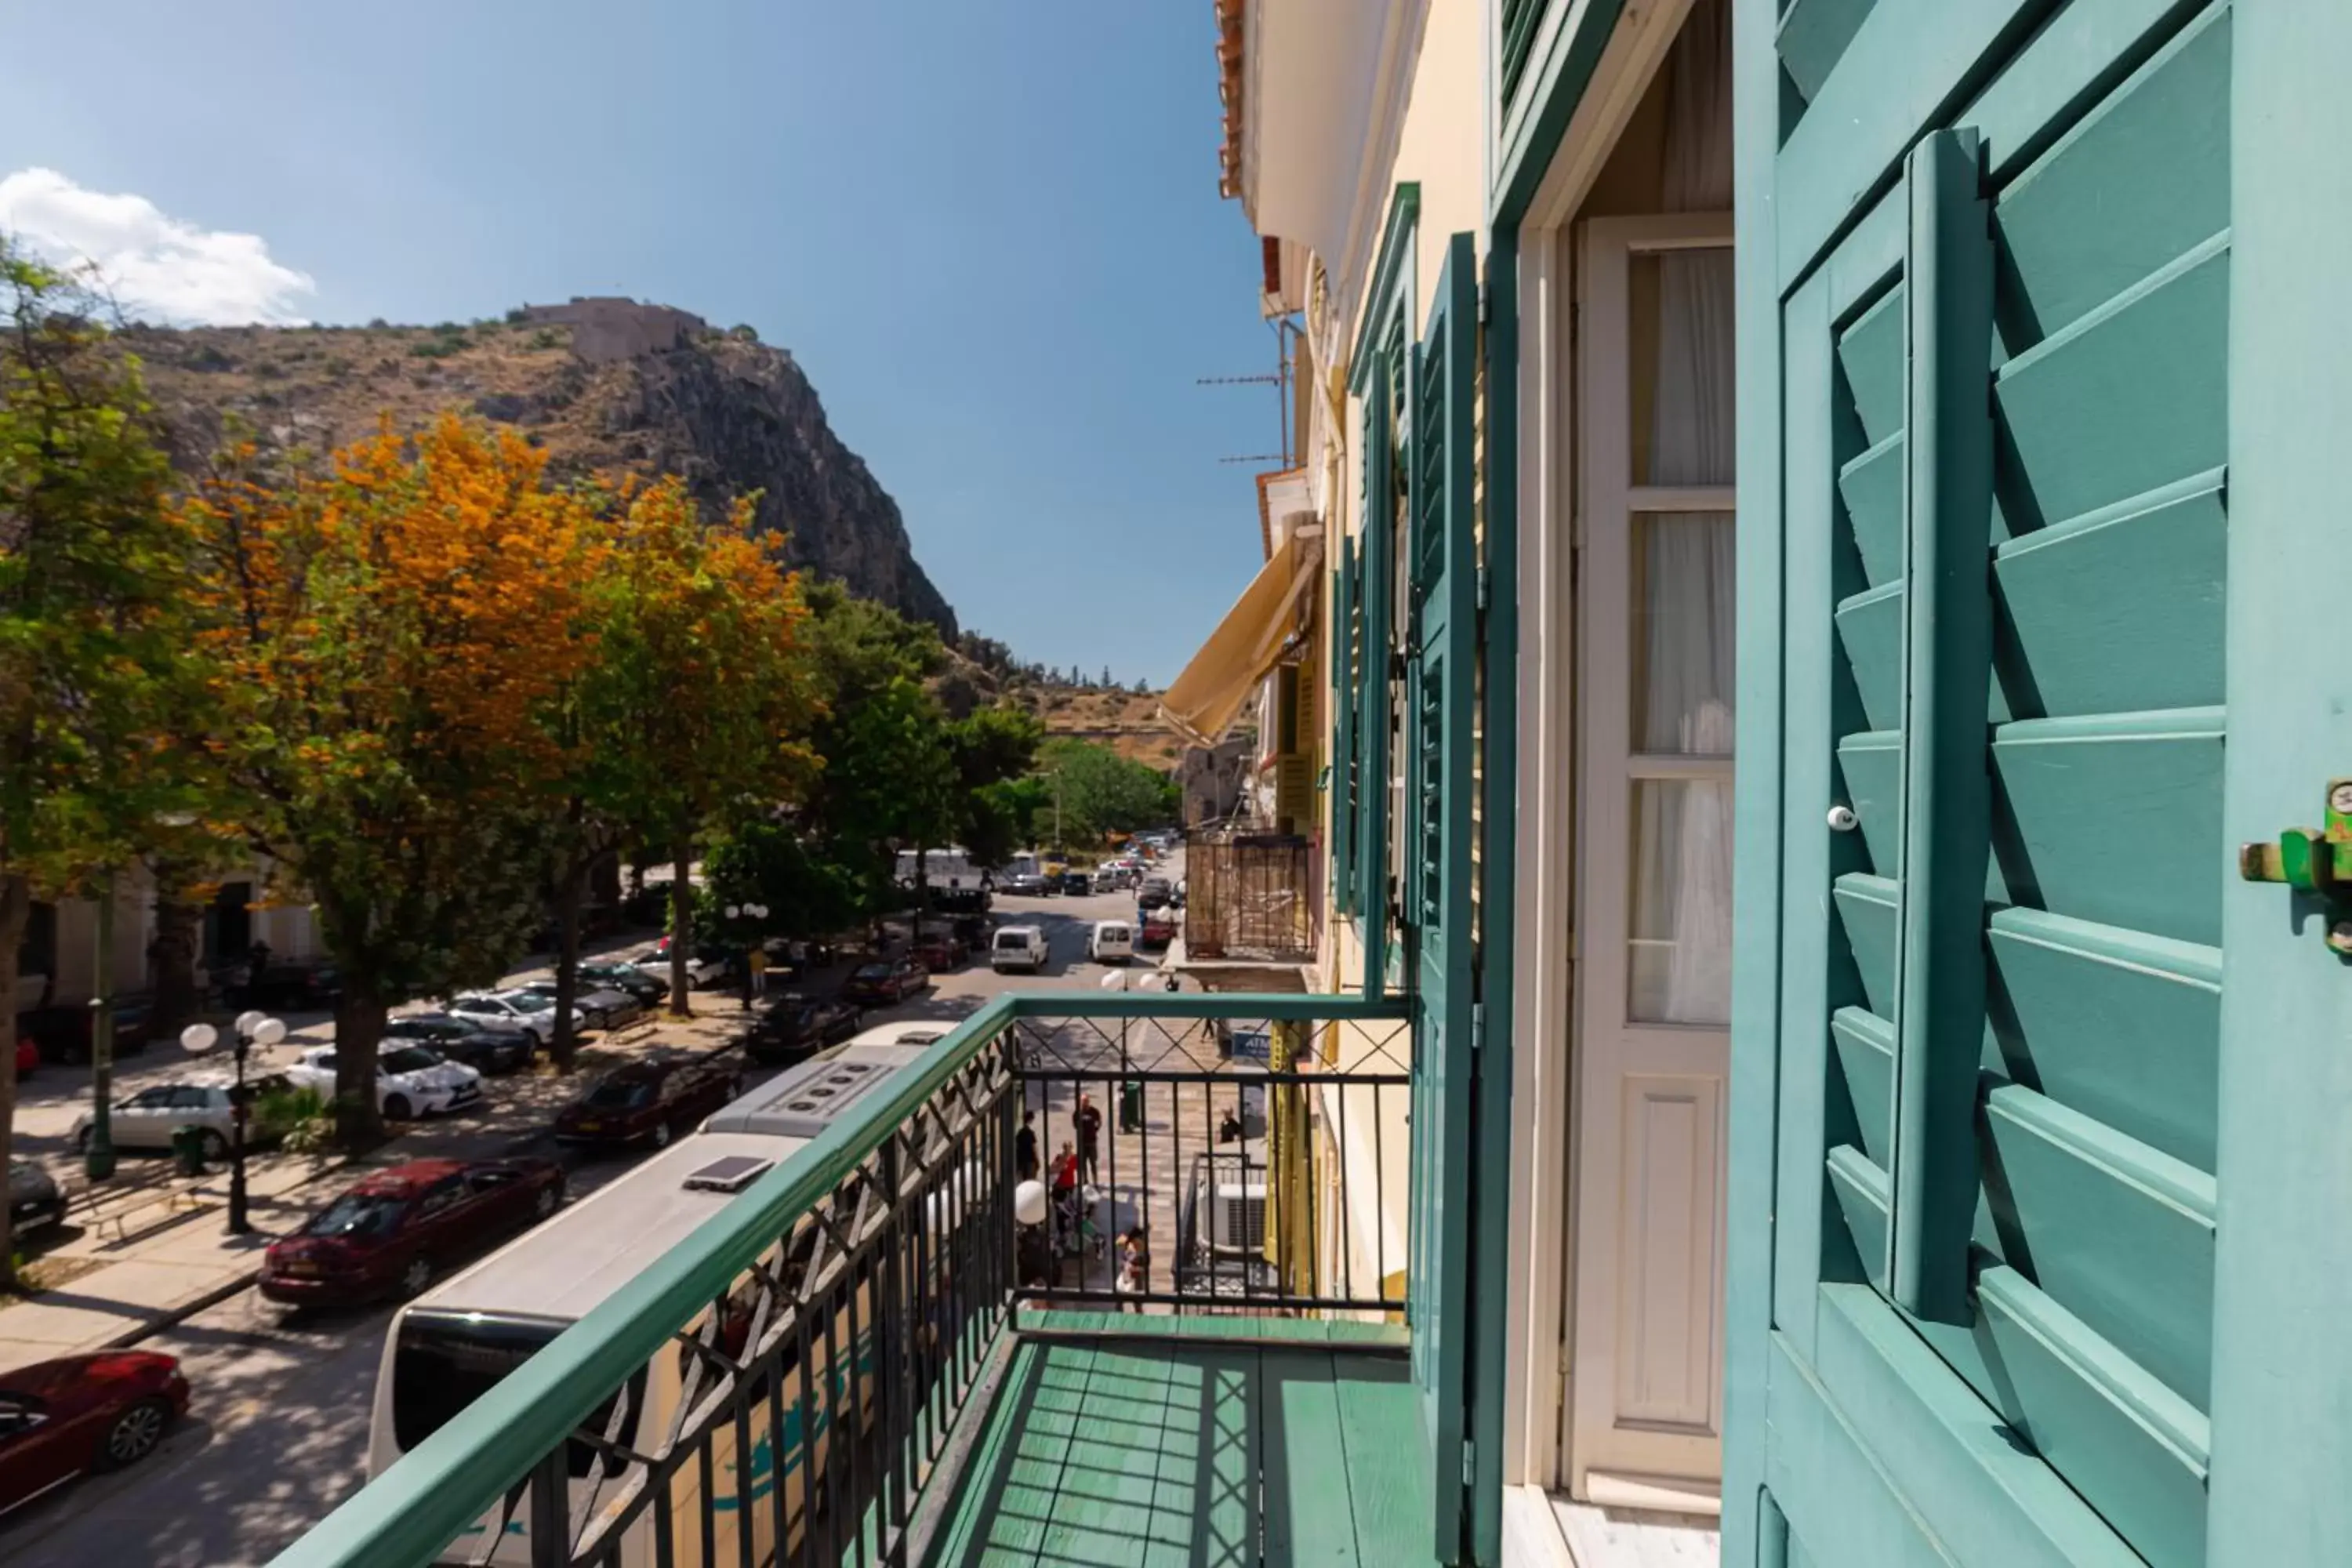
[1074, 1094, 1103, 1189]
[1016, 1109, 1038, 1181]
[746, 943, 768, 999]
[1116, 1229, 1150, 1312]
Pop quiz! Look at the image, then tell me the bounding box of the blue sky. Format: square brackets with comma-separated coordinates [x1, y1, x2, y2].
[0, 2, 1281, 687]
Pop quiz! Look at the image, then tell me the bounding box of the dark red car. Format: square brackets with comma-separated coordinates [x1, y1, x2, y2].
[909, 931, 967, 971]
[844, 956, 931, 1004]
[552, 1056, 742, 1152]
[257, 1157, 565, 1308]
[0, 1352, 189, 1515]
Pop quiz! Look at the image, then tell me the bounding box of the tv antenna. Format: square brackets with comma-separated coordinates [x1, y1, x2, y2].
[1200, 316, 1300, 469]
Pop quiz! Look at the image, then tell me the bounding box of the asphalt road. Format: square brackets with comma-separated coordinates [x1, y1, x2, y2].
[0, 861, 1177, 1566]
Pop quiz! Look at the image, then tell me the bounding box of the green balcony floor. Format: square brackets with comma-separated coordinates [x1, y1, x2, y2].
[929, 1316, 1439, 1568]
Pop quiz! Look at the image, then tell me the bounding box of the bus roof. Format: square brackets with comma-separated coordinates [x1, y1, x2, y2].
[412, 1130, 815, 1323]
[412, 1041, 933, 1323]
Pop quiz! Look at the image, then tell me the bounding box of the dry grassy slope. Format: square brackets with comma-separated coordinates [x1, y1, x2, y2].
[122, 315, 956, 630]
[1019, 685, 1183, 771]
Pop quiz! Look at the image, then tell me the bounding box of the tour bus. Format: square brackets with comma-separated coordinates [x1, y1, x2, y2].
[891, 845, 982, 891]
[365, 1041, 937, 1566]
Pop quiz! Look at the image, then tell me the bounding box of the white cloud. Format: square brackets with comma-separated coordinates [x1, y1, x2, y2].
[0, 167, 316, 325]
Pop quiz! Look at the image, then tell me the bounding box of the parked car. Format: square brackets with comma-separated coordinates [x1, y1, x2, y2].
[1057, 869, 1094, 896]
[1092, 867, 1134, 894]
[232, 962, 342, 1012]
[0, 1352, 190, 1512]
[506, 978, 639, 1032]
[446, 989, 583, 1046]
[1089, 920, 1135, 964]
[1000, 871, 1051, 897]
[13, 1035, 34, 1079]
[1138, 908, 1178, 951]
[649, 938, 738, 988]
[287, 1045, 482, 1121]
[578, 961, 668, 1007]
[14, 998, 153, 1067]
[746, 995, 862, 1064]
[382, 1014, 534, 1076]
[909, 930, 967, 971]
[1138, 875, 1174, 910]
[553, 1057, 742, 1151]
[68, 1074, 296, 1161]
[8, 1161, 66, 1239]
[990, 926, 1050, 975]
[844, 956, 931, 1004]
[256, 1157, 564, 1307]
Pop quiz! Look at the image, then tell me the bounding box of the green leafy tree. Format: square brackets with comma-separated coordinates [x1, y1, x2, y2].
[0, 241, 210, 1276]
[1038, 738, 1180, 844]
[181, 418, 608, 1142]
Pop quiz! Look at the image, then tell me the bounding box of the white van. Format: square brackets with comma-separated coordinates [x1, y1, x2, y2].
[1088, 921, 1134, 964]
[990, 925, 1048, 974]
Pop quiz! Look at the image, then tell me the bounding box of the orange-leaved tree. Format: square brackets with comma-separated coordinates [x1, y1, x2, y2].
[569, 477, 818, 1017]
[181, 415, 605, 1142]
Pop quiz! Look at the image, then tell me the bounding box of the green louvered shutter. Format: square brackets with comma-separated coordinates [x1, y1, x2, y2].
[1407, 231, 1478, 1563]
[1357, 346, 1398, 995]
[1332, 541, 1359, 915]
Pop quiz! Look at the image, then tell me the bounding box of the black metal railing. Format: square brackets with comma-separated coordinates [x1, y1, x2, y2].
[1007, 1005, 1411, 1315]
[269, 992, 1412, 1568]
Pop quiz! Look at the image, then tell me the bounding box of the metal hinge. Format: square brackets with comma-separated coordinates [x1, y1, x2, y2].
[1475, 564, 1491, 614]
[1461, 1437, 1477, 1486]
[1476, 280, 1490, 325]
[1471, 1002, 1486, 1053]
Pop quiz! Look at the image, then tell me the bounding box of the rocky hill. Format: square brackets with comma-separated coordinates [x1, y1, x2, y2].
[122, 298, 956, 633]
[1022, 684, 1186, 771]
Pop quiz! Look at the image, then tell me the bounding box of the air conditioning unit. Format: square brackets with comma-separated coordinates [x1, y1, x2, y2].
[1198, 1174, 1268, 1258]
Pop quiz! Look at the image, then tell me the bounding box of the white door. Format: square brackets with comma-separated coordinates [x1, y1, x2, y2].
[1567, 210, 1734, 1508]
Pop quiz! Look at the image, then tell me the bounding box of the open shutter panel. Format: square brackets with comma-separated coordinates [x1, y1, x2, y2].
[1357, 354, 1396, 996]
[1345, 540, 1364, 912]
[1783, 15, 2234, 1563]
[1406, 231, 1479, 1566]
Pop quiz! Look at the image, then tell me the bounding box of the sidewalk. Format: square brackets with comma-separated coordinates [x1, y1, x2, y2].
[0, 989, 769, 1373]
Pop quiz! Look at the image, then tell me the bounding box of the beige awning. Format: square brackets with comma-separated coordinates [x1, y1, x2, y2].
[1157, 536, 1321, 750]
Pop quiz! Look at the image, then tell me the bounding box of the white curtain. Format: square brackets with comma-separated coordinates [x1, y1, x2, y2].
[1628, 0, 1737, 1025]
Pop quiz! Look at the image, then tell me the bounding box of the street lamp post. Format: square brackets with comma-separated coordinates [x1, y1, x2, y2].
[84, 869, 119, 1181]
[181, 1010, 285, 1235]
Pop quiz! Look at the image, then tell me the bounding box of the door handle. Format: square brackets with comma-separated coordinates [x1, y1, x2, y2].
[2238, 779, 2352, 954]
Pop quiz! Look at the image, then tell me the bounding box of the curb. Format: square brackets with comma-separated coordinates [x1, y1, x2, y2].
[98, 1265, 265, 1351]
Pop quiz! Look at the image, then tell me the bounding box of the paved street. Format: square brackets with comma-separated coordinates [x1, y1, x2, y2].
[0, 859, 1181, 1566]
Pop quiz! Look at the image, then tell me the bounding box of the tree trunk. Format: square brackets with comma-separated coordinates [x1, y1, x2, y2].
[147, 887, 203, 1041]
[551, 858, 588, 1071]
[669, 834, 693, 1016]
[0, 875, 29, 1291]
[331, 978, 387, 1147]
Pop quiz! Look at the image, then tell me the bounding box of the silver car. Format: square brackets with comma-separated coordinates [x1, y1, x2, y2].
[507, 978, 640, 1032]
[70, 1075, 293, 1161]
[447, 990, 585, 1044]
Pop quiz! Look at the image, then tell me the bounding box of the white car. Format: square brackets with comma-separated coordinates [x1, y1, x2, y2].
[447, 989, 584, 1045]
[69, 1074, 295, 1160]
[288, 1044, 483, 1120]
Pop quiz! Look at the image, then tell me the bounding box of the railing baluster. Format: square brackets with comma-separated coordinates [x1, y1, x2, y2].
[527, 1446, 567, 1568]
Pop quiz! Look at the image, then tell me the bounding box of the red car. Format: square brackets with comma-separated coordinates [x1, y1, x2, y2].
[552, 1056, 742, 1151]
[844, 956, 931, 1004]
[257, 1157, 565, 1308]
[13, 1035, 34, 1078]
[0, 1352, 189, 1515]
[909, 932, 967, 971]
[1138, 909, 1178, 951]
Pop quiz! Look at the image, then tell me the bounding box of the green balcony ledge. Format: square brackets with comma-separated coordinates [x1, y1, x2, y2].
[267, 988, 1412, 1568]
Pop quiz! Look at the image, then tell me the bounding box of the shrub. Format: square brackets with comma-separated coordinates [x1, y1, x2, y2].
[728, 323, 759, 343]
[256, 1085, 335, 1156]
[528, 328, 565, 350]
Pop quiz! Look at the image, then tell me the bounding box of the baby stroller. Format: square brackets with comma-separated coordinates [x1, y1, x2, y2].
[1054, 1185, 1107, 1261]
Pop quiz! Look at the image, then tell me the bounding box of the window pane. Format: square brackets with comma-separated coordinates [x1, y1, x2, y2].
[1630, 247, 1736, 486]
[1632, 513, 1737, 755]
[1628, 779, 1735, 1025]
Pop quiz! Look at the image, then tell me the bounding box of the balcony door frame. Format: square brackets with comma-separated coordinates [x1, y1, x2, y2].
[1567, 209, 1733, 1508]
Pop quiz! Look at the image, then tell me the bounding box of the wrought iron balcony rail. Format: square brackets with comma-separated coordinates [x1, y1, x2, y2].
[267, 990, 1412, 1568]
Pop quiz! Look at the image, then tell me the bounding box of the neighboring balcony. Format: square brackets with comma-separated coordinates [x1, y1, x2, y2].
[1180, 829, 1317, 967]
[270, 992, 1424, 1568]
